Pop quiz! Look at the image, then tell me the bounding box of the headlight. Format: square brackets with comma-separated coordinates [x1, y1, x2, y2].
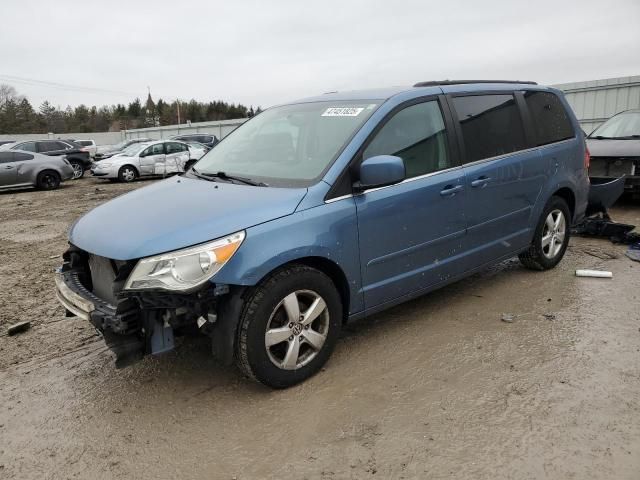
[124, 231, 245, 291]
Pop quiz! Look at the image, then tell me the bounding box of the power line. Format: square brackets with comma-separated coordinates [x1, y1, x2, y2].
[0, 74, 139, 97]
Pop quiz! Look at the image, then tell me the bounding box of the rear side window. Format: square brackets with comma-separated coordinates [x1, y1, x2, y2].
[166, 142, 187, 154]
[363, 100, 451, 179]
[38, 141, 63, 152]
[524, 91, 574, 146]
[0, 152, 14, 163]
[201, 136, 213, 143]
[453, 94, 526, 163]
[76, 140, 93, 147]
[14, 152, 34, 161]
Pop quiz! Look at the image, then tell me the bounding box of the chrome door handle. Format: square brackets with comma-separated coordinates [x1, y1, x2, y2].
[440, 185, 463, 197]
[4, 165, 14, 169]
[470, 176, 490, 188]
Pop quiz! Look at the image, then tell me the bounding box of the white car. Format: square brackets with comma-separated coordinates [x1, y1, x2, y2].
[91, 140, 199, 182]
[72, 139, 97, 158]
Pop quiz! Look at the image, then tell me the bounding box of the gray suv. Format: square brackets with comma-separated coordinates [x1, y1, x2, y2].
[0, 150, 74, 190]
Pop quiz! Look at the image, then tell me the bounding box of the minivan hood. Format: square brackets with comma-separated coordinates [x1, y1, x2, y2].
[587, 138, 640, 157]
[69, 176, 307, 260]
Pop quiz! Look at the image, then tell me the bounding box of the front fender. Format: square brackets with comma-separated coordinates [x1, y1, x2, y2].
[213, 198, 364, 316]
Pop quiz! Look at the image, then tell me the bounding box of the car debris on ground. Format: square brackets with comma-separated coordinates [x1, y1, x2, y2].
[575, 269, 613, 278]
[7, 321, 31, 336]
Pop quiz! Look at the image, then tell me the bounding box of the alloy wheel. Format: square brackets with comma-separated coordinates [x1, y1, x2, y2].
[265, 289, 329, 370]
[541, 208, 566, 259]
[71, 163, 83, 179]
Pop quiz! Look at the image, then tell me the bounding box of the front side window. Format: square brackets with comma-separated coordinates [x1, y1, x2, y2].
[142, 143, 165, 156]
[15, 142, 36, 152]
[590, 111, 640, 139]
[453, 94, 526, 163]
[524, 91, 574, 145]
[363, 101, 451, 178]
[195, 101, 380, 187]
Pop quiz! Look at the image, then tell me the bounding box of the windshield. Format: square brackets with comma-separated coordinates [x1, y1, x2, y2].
[120, 143, 147, 156]
[590, 111, 640, 139]
[194, 100, 380, 187]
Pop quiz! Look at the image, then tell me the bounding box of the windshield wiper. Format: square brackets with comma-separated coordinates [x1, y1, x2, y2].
[590, 135, 615, 140]
[190, 167, 216, 182]
[197, 170, 268, 187]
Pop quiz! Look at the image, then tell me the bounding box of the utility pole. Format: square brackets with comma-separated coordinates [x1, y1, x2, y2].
[176, 99, 181, 125]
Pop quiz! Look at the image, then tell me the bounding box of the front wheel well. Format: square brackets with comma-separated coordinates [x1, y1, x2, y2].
[552, 187, 575, 220]
[261, 257, 351, 324]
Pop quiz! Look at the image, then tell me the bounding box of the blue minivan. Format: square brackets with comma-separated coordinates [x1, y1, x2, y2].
[55, 80, 589, 388]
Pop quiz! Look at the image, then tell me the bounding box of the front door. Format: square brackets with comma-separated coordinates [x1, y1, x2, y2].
[354, 99, 467, 309]
[138, 143, 166, 176]
[0, 152, 17, 186]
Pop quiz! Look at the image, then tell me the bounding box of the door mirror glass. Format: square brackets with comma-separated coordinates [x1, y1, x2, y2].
[356, 155, 405, 191]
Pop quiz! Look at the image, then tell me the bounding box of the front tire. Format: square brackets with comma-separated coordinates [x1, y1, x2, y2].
[118, 165, 138, 183]
[235, 265, 342, 388]
[519, 196, 571, 270]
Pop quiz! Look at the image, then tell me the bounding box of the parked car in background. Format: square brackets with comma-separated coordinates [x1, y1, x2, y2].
[56, 80, 589, 388]
[587, 109, 640, 191]
[95, 138, 153, 160]
[70, 139, 97, 158]
[0, 150, 74, 190]
[91, 140, 195, 182]
[7, 140, 91, 179]
[0, 140, 15, 147]
[170, 133, 218, 149]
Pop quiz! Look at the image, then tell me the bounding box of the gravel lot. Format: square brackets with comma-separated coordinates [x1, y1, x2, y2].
[1, 177, 639, 479]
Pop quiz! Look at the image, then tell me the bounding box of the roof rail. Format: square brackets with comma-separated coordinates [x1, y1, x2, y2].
[413, 80, 537, 87]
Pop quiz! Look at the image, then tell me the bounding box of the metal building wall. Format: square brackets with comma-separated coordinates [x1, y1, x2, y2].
[124, 118, 247, 141]
[553, 75, 640, 134]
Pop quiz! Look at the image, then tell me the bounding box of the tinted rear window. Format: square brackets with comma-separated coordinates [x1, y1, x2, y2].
[453, 94, 527, 163]
[524, 91, 574, 146]
[14, 152, 34, 161]
[76, 140, 92, 146]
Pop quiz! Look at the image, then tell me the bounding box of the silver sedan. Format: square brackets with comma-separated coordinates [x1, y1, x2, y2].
[0, 150, 74, 190]
[91, 140, 198, 182]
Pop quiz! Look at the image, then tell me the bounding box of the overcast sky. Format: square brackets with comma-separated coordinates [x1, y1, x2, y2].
[1, 0, 639, 110]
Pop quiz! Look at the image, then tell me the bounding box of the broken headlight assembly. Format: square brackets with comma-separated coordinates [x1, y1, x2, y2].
[124, 231, 245, 292]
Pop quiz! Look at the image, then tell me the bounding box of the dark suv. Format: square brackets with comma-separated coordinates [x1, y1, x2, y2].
[10, 139, 92, 179]
[170, 133, 218, 149]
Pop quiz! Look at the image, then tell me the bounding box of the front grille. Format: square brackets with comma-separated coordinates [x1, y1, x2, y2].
[85, 254, 136, 305]
[590, 157, 638, 178]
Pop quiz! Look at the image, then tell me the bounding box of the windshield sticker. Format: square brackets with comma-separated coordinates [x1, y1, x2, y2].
[322, 107, 365, 117]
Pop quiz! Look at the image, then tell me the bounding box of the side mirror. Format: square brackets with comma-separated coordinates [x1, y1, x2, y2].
[355, 155, 405, 191]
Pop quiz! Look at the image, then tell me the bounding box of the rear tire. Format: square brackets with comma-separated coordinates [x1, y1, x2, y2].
[118, 165, 138, 183]
[37, 170, 61, 190]
[519, 196, 571, 271]
[69, 161, 84, 179]
[235, 264, 342, 389]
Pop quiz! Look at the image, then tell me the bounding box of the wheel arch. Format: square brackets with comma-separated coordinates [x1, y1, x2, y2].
[552, 187, 575, 220]
[273, 256, 351, 324]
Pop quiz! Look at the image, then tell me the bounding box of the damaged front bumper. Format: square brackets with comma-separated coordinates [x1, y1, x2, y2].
[55, 269, 140, 334]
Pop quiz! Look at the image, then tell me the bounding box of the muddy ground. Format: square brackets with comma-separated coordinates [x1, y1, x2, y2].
[0, 177, 639, 479]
